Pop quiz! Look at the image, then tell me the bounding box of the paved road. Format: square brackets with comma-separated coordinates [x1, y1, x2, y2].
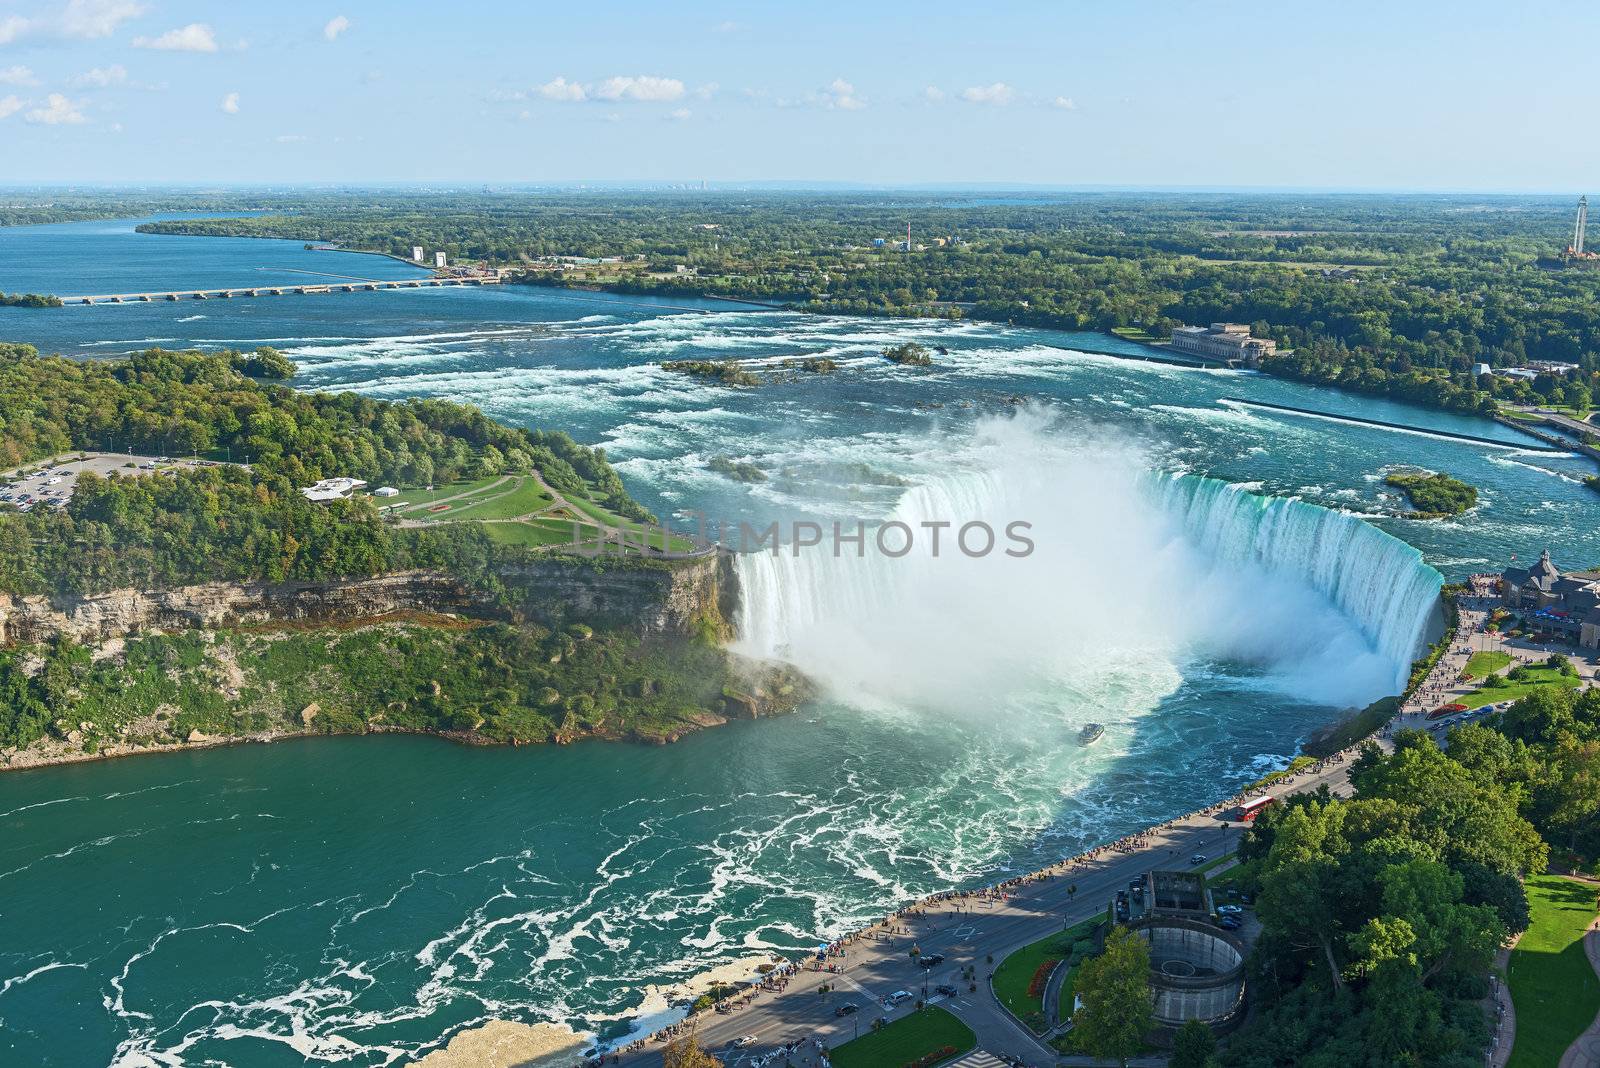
[614, 757, 1365, 1068]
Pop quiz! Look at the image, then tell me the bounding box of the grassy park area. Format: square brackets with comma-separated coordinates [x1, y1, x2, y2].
[1506, 875, 1599, 1068]
[1464, 650, 1513, 679]
[829, 1007, 975, 1068]
[992, 916, 1102, 1032]
[1460, 664, 1581, 710]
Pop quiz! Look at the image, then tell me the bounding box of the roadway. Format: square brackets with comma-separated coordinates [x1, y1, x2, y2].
[61, 275, 503, 304]
[615, 756, 1366, 1068]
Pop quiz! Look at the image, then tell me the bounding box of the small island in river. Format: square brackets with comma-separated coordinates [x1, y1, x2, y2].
[1385, 469, 1478, 518]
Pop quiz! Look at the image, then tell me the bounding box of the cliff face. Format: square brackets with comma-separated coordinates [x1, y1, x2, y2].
[0, 554, 734, 647]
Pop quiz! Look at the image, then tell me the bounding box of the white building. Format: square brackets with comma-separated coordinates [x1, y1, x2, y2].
[412, 246, 425, 262]
[373, 486, 399, 497]
[435, 251, 447, 268]
[300, 477, 368, 502]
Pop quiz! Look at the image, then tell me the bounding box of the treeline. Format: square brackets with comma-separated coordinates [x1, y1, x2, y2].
[0, 292, 62, 308]
[1222, 683, 1599, 1065]
[0, 344, 650, 521]
[0, 345, 652, 596]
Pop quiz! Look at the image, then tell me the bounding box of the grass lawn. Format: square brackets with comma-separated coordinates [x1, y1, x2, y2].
[1464, 650, 1513, 679]
[387, 476, 507, 513]
[829, 1007, 974, 1068]
[481, 518, 593, 548]
[1206, 858, 1260, 899]
[442, 476, 554, 520]
[1194, 852, 1235, 875]
[1506, 875, 1599, 1068]
[1460, 665, 1581, 710]
[992, 917, 1101, 1032]
[564, 494, 698, 553]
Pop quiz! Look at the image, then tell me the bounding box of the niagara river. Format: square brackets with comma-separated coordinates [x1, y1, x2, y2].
[3, 218, 1600, 1067]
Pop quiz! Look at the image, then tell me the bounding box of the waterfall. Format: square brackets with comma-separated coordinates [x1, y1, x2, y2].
[733, 430, 1443, 711]
[1146, 472, 1444, 672]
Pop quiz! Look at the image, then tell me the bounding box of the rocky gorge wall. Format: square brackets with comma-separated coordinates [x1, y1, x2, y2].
[0, 553, 739, 647]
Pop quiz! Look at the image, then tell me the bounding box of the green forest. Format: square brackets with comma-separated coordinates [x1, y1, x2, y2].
[0, 344, 656, 597]
[1221, 682, 1600, 1066]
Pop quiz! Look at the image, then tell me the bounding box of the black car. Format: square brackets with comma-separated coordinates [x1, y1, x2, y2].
[919, 953, 945, 967]
[834, 1003, 859, 1017]
[935, 984, 958, 997]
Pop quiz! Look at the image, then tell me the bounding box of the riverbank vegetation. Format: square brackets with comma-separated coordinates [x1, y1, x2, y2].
[1219, 677, 1600, 1065]
[1384, 470, 1479, 517]
[660, 359, 760, 386]
[0, 618, 803, 754]
[0, 292, 63, 308]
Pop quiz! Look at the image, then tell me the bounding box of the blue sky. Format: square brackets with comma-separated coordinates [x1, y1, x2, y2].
[1, 0, 1596, 190]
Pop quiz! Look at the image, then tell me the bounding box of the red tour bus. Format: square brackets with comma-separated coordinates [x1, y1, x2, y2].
[1233, 795, 1276, 822]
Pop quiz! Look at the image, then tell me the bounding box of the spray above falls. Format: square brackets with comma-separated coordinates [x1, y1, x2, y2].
[734, 414, 1443, 719]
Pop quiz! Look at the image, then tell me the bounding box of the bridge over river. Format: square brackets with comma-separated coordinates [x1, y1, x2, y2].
[61, 274, 504, 305]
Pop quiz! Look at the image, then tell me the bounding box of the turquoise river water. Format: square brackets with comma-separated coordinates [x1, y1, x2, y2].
[2, 218, 1599, 1067]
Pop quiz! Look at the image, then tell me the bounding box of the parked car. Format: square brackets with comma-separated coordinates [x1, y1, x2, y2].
[834, 1003, 859, 1017]
[1219, 915, 1243, 930]
[1217, 904, 1244, 916]
[732, 1036, 757, 1048]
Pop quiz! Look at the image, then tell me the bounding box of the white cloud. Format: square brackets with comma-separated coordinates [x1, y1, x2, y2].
[922, 85, 946, 103]
[58, 0, 145, 39]
[0, 94, 21, 120]
[71, 64, 127, 88]
[962, 82, 1014, 106]
[0, 65, 37, 86]
[133, 23, 218, 52]
[668, 107, 691, 121]
[221, 91, 239, 114]
[275, 133, 307, 143]
[538, 76, 586, 102]
[693, 82, 718, 100]
[25, 92, 87, 124]
[826, 78, 866, 110]
[594, 75, 684, 102]
[1051, 96, 1076, 110]
[0, 1, 144, 45]
[713, 20, 738, 33]
[323, 15, 350, 41]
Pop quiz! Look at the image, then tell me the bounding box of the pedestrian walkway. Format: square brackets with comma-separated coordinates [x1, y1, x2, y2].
[1486, 939, 1517, 1068]
[946, 1051, 1007, 1068]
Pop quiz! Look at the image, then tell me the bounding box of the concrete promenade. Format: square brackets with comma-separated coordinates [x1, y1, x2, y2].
[612, 756, 1365, 1068]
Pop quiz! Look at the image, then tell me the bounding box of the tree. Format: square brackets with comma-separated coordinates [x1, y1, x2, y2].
[663, 1036, 723, 1068]
[1072, 927, 1152, 1068]
[1169, 1019, 1216, 1068]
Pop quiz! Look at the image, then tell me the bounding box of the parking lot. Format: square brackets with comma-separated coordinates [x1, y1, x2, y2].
[0, 452, 219, 512]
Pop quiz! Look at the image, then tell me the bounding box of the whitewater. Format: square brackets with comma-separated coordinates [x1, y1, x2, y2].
[3, 218, 1599, 1067]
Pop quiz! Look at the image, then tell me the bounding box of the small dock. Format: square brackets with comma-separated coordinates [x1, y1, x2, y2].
[62, 275, 504, 306]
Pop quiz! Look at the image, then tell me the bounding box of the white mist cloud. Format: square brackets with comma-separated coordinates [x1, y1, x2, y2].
[133, 23, 217, 52]
[0, 94, 22, 120]
[1051, 96, 1076, 110]
[25, 93, 86, 124]
[323, 15, 350, 41]
[923, 85, 946, 103]
[825, 78, 865, 110]
[0, 1, 144, 45]
[221, 91, 239, 114]
[538, 76, 586, 102]
[962, 82, 1014, 106]
[594, 75, 684, 102]
[0, 65, 38, 86]
[71, 64, 127, 88]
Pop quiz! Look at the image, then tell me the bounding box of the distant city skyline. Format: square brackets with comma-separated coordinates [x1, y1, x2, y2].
[2, 0, 1598, 191]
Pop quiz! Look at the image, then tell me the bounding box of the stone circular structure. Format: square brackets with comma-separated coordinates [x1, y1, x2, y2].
[1127, 916, 1247, 1030]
